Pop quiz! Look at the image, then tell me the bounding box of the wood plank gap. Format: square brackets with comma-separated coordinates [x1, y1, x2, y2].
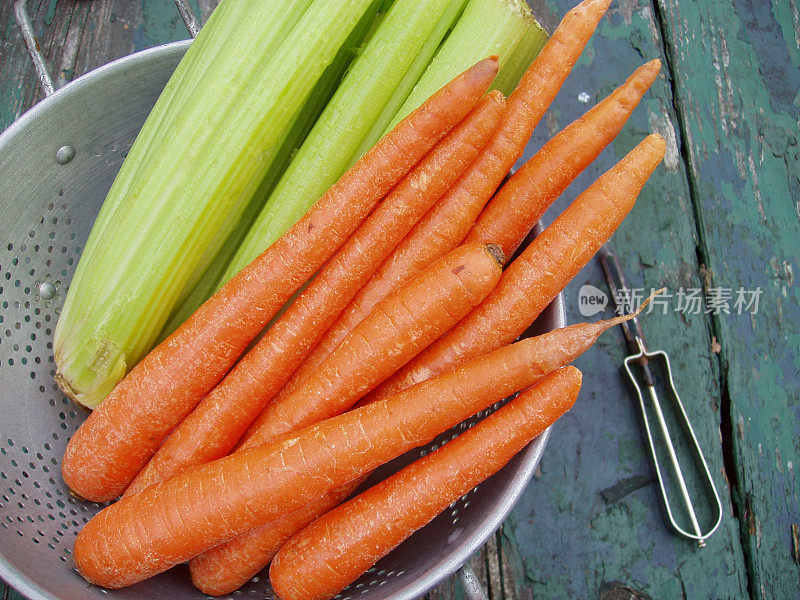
[648, 2, 756, 598]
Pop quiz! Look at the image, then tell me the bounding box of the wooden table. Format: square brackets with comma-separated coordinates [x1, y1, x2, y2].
[1, 1, 798, 598]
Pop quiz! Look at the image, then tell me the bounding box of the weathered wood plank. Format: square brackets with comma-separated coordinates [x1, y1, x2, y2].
[136, 0, 207, 51]
[0, 583, 26, 600]
[0, 0, 205, 131]
[496, 0, 750, 598]
[653, 0, 800, 598]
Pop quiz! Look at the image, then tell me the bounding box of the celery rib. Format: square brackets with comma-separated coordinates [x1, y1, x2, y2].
[220, 0, 467, 286]
[387, 0, 546, 131]
[55, 0, 378, 408]
[159, 1, 384, 338]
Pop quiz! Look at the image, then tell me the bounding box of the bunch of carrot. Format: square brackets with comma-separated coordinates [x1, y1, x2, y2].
[60, 0, 667, 598]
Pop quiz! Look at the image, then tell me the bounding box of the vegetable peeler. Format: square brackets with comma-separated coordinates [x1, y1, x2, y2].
[598, 244, 722, 547]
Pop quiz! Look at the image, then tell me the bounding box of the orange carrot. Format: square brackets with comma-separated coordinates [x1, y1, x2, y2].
[185, 243, 504, 594]
[238, 242, 504, 450]
[190, 297, 655, 595]
[266, 293, 665, 599]
[124, 93, 505, 497]
[467, 59, 661, 258]
[73, 330, 594, 588]
[366, 133, 666, 403]
[270, 367, 581, 600]
[276, 0, 611, 397]
[190, 477, 365, 596]
[60, 57, 499, 503]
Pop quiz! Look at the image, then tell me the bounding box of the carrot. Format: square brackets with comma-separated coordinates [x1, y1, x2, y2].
[73, 328, 597, 588]
[238, 242, 504, 450]
[123, 92, 505, 497]
[190, 477, 365, 596]
[276, 0, 611, 396]
[260, 290, 663, 594]
[60, 57, 499, 503]
[270, 367, 582, 600]
[366, 133, 667, 403]
[189, 294, 657, 595]
[467, 59, 661, 258]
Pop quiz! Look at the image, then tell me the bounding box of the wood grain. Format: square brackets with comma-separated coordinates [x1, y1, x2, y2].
[654, 0, 800, 597]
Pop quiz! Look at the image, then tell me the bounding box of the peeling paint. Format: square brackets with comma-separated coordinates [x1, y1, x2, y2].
[648, 106, 680, 170]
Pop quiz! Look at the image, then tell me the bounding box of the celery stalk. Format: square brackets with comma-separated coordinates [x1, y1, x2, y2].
[491, 15, 549, 95]
[55, 0, 379, 408]
[74, 0, 260, 271]
[159, 1, 383, 339]
[387, 0, 546, 130]
[350, 0, 468, 161]
[220, 0, 466, 285]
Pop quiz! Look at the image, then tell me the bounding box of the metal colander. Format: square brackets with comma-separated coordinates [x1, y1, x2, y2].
[0, 2, 564, 599]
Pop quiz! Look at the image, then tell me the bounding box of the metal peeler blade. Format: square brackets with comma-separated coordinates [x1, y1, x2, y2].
[598, 244, 723, 547]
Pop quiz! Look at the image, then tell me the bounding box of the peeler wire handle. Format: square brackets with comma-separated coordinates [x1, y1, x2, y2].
[13, 0, 199, 99]
[600, 243, 723, 546]
[623, 343, 723, 547]
[598, 245, 657, 386]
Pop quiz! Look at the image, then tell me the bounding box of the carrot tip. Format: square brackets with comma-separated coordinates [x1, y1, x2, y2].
[610, 287, 666, 327]
[573, 0, 612, 17]
[563, 365, 583, 387]
[587, 0, 613, 12]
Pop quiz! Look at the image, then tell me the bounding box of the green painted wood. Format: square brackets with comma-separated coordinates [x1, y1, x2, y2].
[653, 0, 800, 598]
[135, 0, 204, 51]
[0, 579, 26, 600]
[495, 1, 751, 598]
[0, 0, 202, 132]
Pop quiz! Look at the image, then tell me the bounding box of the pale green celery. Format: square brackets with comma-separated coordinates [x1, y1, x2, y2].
[491, 16, 549, 95]
[54, 0, 377, 408]
[137, 0, 320, 315]
[220, 0, 466, 285]
[64, 0, 317, 325]
[158, 1, 383, 339]
[350, 0, 468, 162]
[387, 0, 544, 131]
[75, 0, 263, 270]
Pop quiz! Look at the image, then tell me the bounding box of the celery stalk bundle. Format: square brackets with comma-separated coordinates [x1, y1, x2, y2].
[159, 2, 384, 337]
[219, 0, 468, 286]
[388, 0, 547, 129]
[57, 0, 548, 410]
[218, 0, 547, 291]
[54, 0, 380, 408]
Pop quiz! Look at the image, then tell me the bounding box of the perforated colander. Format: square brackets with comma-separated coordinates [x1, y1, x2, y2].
[0, 2, 564, 599]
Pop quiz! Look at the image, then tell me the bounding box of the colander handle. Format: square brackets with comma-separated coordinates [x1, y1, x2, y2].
[457, 564, 489, 600]
[12, 0, 199, 98]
